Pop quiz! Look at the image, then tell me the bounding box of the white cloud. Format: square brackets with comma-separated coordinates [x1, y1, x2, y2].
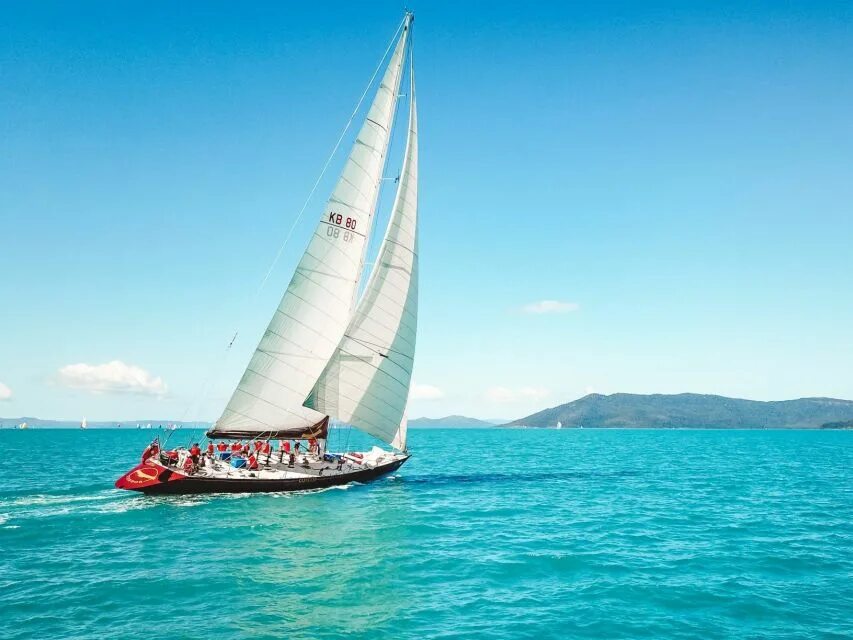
[409, 383, 444, 400]
[520, 300, 580, 314]
[0, 382, 11, 401]
[485, 386, 550, 403]
[57, 360, 167, 397]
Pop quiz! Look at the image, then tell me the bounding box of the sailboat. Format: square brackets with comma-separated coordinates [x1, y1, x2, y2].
[116, 13, 419, 495]
[81, 417, 88, 430]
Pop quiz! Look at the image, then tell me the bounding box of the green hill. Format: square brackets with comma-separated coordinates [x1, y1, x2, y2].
[506, 393, 853, 429]
[820, 419, 853, 429]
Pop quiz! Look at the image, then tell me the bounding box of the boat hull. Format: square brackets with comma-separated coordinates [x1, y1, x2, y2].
[115, 457, 408, 495]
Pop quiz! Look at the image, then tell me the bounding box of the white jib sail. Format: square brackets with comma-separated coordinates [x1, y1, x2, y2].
[305, 62, 418, 450]
[213, 17, 412, 435]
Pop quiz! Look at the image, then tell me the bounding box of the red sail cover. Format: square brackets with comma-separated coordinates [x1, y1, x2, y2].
[206, 416, 329, 441]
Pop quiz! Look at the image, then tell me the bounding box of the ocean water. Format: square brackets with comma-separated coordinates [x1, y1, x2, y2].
[0, 428, 851, 640]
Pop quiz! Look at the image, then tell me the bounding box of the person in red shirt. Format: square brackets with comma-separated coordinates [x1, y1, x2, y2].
[247, 453, 259, 470]
[254, 440, 263, 452]
[189, 443, 201, 466]
[260, 440, 271, 467]
[231, 441, 242, 452]
[283, 440, 291, 454]
[141, 441, 159, 463]
[206, 442, 215, 456]
[217, 441, 228, 452]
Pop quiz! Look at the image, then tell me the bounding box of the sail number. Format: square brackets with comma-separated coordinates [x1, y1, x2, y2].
[328, 212, 357, 229]
[327, 212, 357, 243]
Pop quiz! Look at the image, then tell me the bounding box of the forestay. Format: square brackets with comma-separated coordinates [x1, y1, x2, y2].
[210, 16, 412, 438]
[305, 64, 419, 450]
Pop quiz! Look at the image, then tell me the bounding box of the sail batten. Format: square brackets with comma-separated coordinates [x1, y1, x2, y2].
[304, 55, 419, 451]
[210, 16, 412, 439]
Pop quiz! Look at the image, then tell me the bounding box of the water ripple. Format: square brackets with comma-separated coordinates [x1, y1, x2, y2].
[0, 428, 851, 639]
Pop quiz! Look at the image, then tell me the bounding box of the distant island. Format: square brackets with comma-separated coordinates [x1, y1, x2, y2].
[6, 395, 853, 431]
[0, 417, 211, 429]
[506, 393, 853, 429]
[409, 415, 498, 428]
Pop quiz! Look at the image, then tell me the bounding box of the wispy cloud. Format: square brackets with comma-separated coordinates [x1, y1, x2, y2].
[485, 386, 550, 403]
[520, 300, 580, 314]
[0, 382, 11, 401]
[409, 383, 444, 400]
[57, 360, 167, 397]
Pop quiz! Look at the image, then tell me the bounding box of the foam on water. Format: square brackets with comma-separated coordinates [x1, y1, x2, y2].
[0, 428, 851, 640]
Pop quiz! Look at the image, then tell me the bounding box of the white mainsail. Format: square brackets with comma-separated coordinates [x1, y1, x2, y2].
[305, 63, 419, 450]
[211, 16, 412, 437]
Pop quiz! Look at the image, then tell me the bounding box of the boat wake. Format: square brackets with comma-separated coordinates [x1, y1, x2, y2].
[398, 469, 641, 487]
[0, 489, 154, 526]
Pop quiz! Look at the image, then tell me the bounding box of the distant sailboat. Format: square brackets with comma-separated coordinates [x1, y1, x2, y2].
[556, 421, 562, 429]
[18, 422, 28, 430]
[81, 417, 88, 430]
[117, 12, 419, 495]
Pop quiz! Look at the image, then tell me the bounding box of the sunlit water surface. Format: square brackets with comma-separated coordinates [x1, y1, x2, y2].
[1, 428, 851, 639]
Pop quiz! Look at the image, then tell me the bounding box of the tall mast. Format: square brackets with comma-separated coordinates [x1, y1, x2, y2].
[305, 34, 419, 450]
[210, 16, 412, 439]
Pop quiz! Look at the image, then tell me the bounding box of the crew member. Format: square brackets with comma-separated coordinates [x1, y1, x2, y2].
[231, 440, 242, 452]
[260, 440, 271, 467]
[206, 442, 215, 456]
[141, 440, 159, 463]
[189, 442, 201, 466]
[217, 441, 228, 452]
[247, 453, 259, 470]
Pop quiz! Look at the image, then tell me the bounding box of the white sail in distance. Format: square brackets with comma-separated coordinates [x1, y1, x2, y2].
[305, 60, 419, 450]
[211, 16, 412, 437]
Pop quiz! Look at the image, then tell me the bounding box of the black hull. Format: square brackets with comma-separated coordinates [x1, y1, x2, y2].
[137, 457, 408, 495]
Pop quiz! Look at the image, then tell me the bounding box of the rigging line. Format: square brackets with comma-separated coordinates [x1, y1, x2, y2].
[357, 19, 412, 300]
[347, 334, 415, 361]
[360, 42, 414, 293]
[254, 15, 407, 301]
[177, 329, 240, 446]
[361, 111, 407, 279]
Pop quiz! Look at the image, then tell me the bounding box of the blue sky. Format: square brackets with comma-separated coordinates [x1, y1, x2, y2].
[1, 0, 851, 421]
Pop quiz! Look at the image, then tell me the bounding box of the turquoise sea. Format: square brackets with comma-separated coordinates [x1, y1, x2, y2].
[1, 428, 851, 639]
